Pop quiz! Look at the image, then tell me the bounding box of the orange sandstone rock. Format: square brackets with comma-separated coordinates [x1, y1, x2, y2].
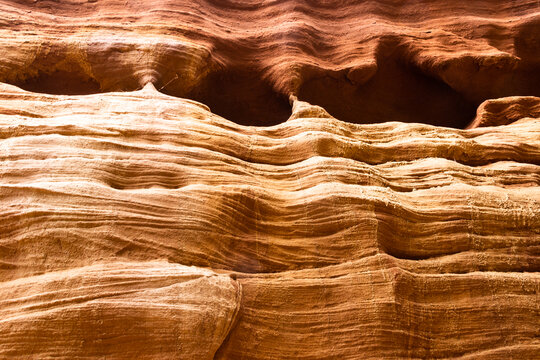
[0, 1, 539, 359]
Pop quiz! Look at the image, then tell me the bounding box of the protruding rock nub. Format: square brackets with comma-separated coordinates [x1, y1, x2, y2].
[466, 96, 540, 129]
[288, 98, 333, 121]
[142, 82, 158, 93]
[138, 71, 160, 91]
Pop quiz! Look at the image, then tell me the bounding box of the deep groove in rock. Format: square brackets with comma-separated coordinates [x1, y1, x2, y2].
[6, 55, 539, 129]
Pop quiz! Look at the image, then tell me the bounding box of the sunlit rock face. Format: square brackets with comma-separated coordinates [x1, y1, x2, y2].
[0, 1, 539, 359]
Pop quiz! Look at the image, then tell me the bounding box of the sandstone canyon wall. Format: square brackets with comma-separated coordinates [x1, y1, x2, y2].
[0, 0, 539, 359]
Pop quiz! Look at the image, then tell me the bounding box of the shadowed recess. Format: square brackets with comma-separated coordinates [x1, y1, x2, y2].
[13, 69, 101, 96]
[162, 67, 292, 127]
[6, 56, 539, 129]
[297, 57, 478, 129]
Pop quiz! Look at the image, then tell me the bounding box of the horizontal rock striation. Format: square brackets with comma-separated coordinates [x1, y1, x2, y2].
[0, 261, 240, 359]
[0, 82, 539, 358]
[0, 0, 539, 359]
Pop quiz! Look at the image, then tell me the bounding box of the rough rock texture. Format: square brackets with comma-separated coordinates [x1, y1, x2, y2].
[0, 261, 241, 359]
[0, 1, 539, 359]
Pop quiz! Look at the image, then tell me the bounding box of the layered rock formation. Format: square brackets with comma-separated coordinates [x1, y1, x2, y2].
[0, 1, 539, 359]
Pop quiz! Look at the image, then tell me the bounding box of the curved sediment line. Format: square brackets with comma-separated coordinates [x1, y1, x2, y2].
[0, 257, 536, 359]
[0, 261, 241, 359]
[2, 155, 539, 191]
[0, 90, 539, 168]
[0, 181, 537, 276]
[0, 89, 538, 279]
[218, 263, 540, 359]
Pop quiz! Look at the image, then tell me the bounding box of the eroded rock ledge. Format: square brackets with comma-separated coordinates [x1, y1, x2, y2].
[0, 82, 538, 358]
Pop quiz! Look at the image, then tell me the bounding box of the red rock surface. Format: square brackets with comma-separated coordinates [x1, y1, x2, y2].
[0, 1, 539, 359]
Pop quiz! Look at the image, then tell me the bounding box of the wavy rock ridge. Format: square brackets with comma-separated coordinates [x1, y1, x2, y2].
[0, 1, 539, 359]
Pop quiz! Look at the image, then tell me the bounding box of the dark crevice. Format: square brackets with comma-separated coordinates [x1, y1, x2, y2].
[504, 64, 540, 97]
[5, 54, 539, 129]
[13, 69, 101, 95]
[212, 279, 243, 360]
[297, 56, 478, 129]
[162, 67, 292, 127]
